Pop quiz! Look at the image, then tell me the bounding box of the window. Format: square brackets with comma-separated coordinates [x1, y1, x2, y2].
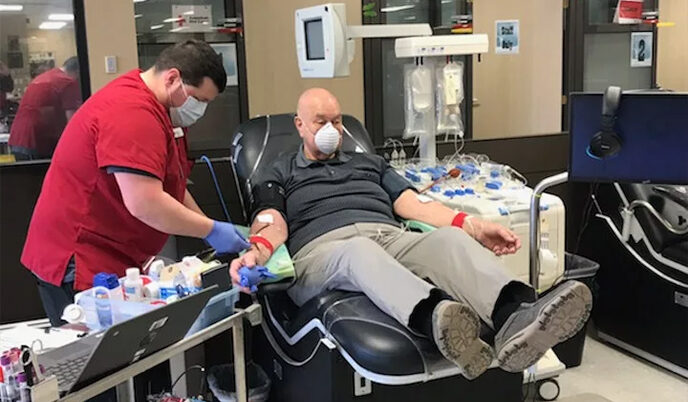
[0, 0, 85, 162]
[564, 0, 658, 128]
[582, 0, 657, 92]
[133, 0, 248, 153]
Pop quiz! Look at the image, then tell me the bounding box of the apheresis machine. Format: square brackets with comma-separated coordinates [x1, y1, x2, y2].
[394, 156, 565, 291]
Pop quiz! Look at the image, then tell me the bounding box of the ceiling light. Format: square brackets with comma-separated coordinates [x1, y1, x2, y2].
[134, 14, 143, 19]
[39, 21, 67, 30]
[48, 14, 74, 21]
[183, 10, 194, 15]
[380, 5, 415, 13]
[150, 24, 164, 30]
[133, 0, 147, 3]
[169, 26, 188, 33]
[0, 4, 22, 11]
[163, 17, 184, 23]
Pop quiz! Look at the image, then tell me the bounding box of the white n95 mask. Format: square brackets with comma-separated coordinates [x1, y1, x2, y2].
[170, 95, 208, 127]
[314, 122, 341, 155]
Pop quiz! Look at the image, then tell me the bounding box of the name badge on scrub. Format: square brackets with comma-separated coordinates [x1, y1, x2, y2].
[173, 127, 185, 138]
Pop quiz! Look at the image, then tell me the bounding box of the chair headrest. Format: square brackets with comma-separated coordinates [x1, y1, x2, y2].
[230, 113, 375, 217]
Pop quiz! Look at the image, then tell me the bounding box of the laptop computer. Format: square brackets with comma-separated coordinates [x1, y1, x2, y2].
[39, 286, 218, 394]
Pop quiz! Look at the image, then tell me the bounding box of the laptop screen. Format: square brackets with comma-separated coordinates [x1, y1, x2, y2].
[569, 92, 688, 184]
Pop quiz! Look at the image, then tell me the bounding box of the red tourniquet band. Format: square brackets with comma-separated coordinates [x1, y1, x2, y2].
[249, 235, 274, 255]
[451, 212, 469, 229]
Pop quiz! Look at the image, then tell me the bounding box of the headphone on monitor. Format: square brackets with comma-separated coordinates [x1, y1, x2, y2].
[587, 86, 623, 159]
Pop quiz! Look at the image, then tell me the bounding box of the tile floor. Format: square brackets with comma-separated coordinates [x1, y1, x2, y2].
[551, 336, 688, 402]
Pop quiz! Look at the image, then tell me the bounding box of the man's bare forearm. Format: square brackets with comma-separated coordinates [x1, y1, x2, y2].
[114, 172, 213, 238]
[393, 189, 458, 227]
[248, 208, 288, 265]
[183, 188, 206, 216]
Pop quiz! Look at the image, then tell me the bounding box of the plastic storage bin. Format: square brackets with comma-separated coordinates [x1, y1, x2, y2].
[552, 253, 599, 368]
[75, 290, 162, 331]
[208, 362, 271, 402]
[186, 287, 240, 336]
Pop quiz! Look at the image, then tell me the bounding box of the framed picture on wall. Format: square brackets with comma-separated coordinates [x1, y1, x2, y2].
[210, 43, 238, 86]
[630, 32, 652, 68]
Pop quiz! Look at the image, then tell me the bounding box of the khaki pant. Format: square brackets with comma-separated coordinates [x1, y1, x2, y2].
[288, 223, 526, 329]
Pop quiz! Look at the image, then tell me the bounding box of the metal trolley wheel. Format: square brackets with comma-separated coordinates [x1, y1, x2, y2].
[537, 378, 561, 401]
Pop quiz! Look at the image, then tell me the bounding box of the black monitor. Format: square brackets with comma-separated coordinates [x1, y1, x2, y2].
[569, 92, 688, 184]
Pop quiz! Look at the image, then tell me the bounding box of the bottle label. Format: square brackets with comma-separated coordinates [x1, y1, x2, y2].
[124, 286, 141, 301]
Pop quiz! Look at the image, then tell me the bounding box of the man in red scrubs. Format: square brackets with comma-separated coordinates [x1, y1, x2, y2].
[22, 40, 249, 325]
[9, 57, 81, 160]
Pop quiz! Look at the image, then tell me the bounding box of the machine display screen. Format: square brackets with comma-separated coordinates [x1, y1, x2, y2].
[569, 92, 688, 184]
[305, 19, 325, 60]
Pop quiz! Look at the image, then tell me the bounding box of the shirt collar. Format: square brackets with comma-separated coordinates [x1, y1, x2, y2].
[296, 146, 351, 168]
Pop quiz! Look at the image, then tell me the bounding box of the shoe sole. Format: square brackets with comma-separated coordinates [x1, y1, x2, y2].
[497, 282, 593, 373]
[433, 301, 494, 380]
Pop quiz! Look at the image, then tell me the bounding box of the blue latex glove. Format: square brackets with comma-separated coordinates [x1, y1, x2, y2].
[204, 221, 250, 255]
[238, 266, 277, 292]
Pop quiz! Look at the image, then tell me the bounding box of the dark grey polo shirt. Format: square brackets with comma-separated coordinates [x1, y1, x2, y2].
[252, 147, 415, 254]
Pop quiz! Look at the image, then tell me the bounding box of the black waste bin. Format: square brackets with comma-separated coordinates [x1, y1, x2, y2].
[551, 253, 599, 368]
[208, 362, 271, 402]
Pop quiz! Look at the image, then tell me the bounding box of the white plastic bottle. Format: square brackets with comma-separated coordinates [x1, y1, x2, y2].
[94, 287, 113, 328]
[123, 268, 144, 302]
[147, 260, 165, 281]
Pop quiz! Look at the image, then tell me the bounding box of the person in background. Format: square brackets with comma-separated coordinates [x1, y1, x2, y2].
[21, 40, 249, 326]
[0, 61, 13, 118]
[8, 57, 81, 160]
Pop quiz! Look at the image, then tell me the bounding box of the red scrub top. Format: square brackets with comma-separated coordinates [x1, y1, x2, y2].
[21, 69, 193, 290]
[8, 68, 81, 157]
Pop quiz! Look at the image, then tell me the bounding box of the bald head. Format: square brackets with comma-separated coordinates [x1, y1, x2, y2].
[296, 88, 340, 117]
[294, 88, 343, 161]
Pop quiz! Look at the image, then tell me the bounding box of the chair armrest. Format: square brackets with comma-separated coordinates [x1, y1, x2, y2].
[256, 278, 294, 295]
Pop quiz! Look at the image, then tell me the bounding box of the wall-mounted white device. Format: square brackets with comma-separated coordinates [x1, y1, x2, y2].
[295, 3, 431, 78]
[394, 34, 489, 58]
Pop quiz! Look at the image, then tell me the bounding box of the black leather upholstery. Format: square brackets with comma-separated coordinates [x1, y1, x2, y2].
[231, 114, 456, 378]
[262, 290, 435, 376]
[663, 241, 688, 266]
[620, 183, 688, 265]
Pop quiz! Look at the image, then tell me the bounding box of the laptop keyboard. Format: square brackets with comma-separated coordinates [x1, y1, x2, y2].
[44, 354, 89, 390]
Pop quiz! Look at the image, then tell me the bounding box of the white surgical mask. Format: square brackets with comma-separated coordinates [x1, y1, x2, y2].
[169, 83, 208, 127]
[313, 122, 341, 155]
